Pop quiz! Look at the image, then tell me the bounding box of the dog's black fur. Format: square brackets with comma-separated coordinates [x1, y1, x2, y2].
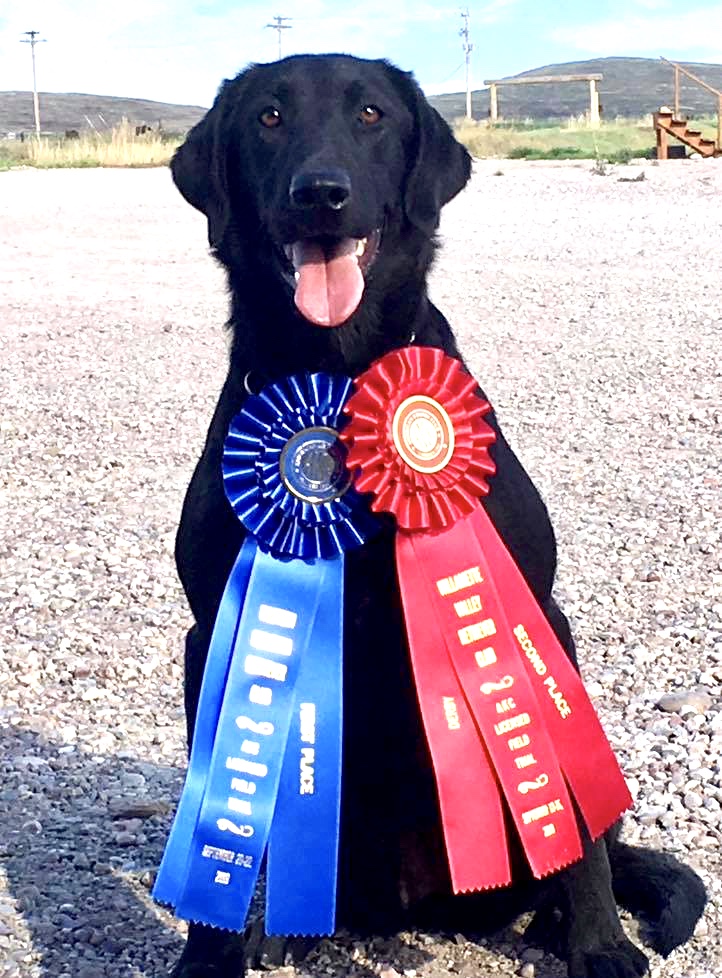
[166, 54, 705, 978]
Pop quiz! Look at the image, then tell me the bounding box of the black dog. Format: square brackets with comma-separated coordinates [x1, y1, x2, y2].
[166, 54, 705, 978]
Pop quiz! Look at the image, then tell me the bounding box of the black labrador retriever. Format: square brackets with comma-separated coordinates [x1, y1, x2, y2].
[166, 54, 705, 978]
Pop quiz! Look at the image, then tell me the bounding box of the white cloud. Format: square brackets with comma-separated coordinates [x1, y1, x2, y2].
[478, 0, 521, 23]
[0, 1, 465, 105]
[550, 7, 722, 63]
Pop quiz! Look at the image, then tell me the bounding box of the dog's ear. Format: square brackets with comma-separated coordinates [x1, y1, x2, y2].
[399, 71, 472, 234]
[171, 79, 237, 252]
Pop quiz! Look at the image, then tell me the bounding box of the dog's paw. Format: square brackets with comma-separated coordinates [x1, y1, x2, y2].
[171, 966, 230, 978]
[567, 937, 648, 978]
[170, 926, 245, 978]
[638, 876, 707, 957]
[522, 904, 565, 957]
[244, 920, 317, 969]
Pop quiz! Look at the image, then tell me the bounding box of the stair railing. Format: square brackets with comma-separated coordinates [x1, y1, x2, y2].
[660, 56, 722, 148]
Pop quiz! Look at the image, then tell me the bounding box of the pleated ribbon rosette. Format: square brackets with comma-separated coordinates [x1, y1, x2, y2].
[342, 347, 632, 891]
[154, 373, 377, 935]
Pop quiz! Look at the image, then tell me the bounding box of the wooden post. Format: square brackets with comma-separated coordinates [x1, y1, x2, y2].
[489, 83, 498, 123]
[718, 95, 722, 149]
[674, 67, 680, 118]
[589, 79, 600, 128]
[655, 117, 668, 160]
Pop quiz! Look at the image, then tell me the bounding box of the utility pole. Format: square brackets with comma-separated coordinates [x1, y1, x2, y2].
[265, 15, 292, 60]
[21, 30, 46, 137]
[459, 9, 473, 120]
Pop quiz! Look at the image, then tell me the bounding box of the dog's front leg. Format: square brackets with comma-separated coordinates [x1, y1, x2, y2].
[557, 831, 649, 978]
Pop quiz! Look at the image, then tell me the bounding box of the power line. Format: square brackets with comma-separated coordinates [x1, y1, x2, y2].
[21, 30, 47, 137]
[459, 9, 473, 120]
[265, 15, 292, 60]
[440, 61, 466, 84]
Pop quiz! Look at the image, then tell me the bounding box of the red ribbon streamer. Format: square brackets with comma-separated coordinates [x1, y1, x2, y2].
[343, 347, 632, 892]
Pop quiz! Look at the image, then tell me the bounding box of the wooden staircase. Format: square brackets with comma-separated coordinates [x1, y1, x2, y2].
[654, 110, 722, 159]
[655, 58, 722, 160]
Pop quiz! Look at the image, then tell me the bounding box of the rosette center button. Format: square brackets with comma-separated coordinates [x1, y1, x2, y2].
[280, 426, 351, 503]
[392, 395, 455, 474]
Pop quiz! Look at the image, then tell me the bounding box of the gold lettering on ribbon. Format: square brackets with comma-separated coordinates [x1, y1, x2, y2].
[513, 623, 547, 676]
[442, 696, 461, 730]
[475, 647, 497, 669]
[495, 697, 516, 714]
[494, 713, 531, 736]
[453, 594, 482, 618]
[543, 677, 572, 719]
[513, 624, 572, 719]
[436, 566, 484, 596]
[480, 675, 514, 695]
[518, 773, 550, 794]
[522, 798, 564, 825]
[514, 753, 538, 770]
[458, 618, 497, 646]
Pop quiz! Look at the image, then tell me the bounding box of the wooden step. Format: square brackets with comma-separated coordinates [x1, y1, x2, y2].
[654, 108, 720, 159]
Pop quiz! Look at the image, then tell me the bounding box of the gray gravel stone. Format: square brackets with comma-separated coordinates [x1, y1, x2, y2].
[657, 691, 714, 714]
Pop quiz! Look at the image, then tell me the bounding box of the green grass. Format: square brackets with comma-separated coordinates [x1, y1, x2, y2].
[453, 115, 721, 161]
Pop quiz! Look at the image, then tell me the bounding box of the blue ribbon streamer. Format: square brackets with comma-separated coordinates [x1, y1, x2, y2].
[153, 537, 257, 906]
[154, 372, 375, 935]
[266, 559, 343, 936]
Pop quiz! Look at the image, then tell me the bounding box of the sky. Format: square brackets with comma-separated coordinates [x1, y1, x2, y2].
[2, 0, 722, 108]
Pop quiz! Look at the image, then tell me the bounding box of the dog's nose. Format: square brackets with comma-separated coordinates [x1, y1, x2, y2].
[289, 169, 352, 211]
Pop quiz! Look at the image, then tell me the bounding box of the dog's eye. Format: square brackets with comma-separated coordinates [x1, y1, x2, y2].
[259, 107, 282, 128]
[358, 105, 383, 125]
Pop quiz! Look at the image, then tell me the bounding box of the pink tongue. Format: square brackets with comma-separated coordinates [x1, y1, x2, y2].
[293, 239, 364, 327]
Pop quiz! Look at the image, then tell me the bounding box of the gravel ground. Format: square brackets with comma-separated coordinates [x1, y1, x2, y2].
[0, 158, 720, 978]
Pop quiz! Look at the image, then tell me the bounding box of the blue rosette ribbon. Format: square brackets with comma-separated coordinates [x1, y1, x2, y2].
[153, 373, 376, 935]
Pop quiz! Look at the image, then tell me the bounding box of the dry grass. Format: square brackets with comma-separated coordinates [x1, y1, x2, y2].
[0, 121, 181, 169]
[1, 115, 719, 170]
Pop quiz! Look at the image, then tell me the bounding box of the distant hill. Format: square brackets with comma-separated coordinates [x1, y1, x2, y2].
[428, 56, 722, 122]
[4, 56, 722, 135]
[0, 91, 207, 135]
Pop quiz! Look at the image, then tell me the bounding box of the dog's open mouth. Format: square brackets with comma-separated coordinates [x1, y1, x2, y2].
[284, 231, 380, 328]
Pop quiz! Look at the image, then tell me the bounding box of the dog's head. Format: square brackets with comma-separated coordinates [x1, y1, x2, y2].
[172, 54, 470, 335]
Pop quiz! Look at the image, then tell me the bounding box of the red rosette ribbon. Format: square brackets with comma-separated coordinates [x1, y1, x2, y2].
[344, 346, 496, 529]
[343, 347, 632, 893]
